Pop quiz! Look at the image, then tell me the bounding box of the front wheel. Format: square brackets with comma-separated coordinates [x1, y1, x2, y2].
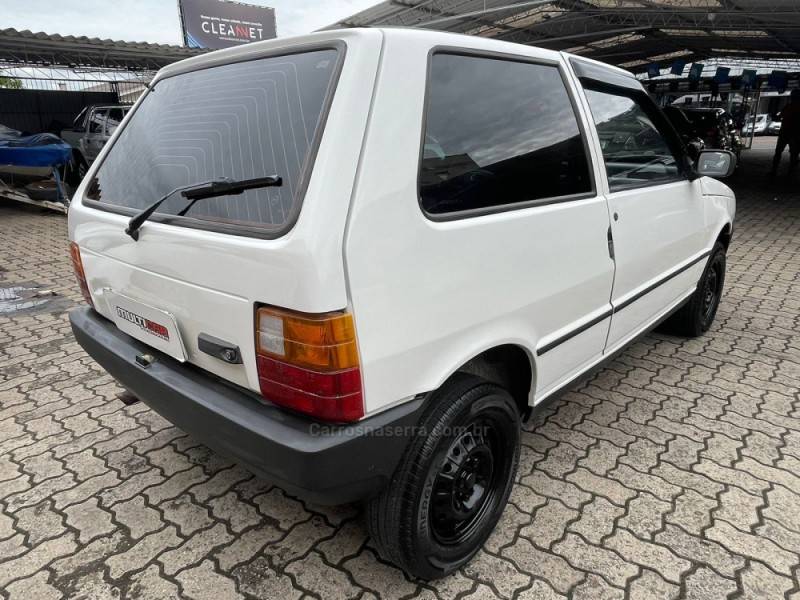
[366, 374, 520, 580]
[659, 242, 727, 337]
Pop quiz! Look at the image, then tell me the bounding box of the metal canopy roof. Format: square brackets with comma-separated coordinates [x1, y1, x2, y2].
[328, 0, 800, 72]
[0, 28, 205, 71]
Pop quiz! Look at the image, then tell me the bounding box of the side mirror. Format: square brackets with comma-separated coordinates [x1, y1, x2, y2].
[695, 150, 736, 179]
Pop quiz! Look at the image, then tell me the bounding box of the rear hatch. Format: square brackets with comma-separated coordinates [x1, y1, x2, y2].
[68, 30, 382, 394]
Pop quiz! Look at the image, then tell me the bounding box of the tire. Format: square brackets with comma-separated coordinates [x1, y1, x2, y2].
[659, 242, 726, 337]
[366, 373, 521, 580]
[24, 181, 60, 202]
[66, 151, 88, 187]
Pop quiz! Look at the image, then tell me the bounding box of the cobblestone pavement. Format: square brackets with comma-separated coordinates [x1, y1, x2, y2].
[1, 145, 799, 600]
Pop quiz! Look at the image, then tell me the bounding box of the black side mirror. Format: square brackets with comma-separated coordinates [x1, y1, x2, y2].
[695, 150, 736, 179]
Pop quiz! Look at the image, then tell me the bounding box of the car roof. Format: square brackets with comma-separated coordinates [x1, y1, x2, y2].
[156, 27, 635, 82]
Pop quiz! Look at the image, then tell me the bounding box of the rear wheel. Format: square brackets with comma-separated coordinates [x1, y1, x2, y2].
[66, 151, 88, 187]
[659, 242, 726, 337]
[366, 374, 520, 580]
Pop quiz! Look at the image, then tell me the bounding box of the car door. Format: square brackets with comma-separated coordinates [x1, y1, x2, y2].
[82, 107, 109, 162]
[573, 63, 708, 350]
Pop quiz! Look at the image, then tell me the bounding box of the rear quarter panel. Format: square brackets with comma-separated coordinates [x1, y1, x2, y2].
[344, 32, 615, 414]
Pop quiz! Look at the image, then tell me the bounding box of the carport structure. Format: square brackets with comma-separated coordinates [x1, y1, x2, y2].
[0, 28, 205, 134]
[328, 0, 800, 74]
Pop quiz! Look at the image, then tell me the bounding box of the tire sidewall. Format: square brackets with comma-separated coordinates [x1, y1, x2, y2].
[411, 390, 520, 574]
[695, 245, 727, 333]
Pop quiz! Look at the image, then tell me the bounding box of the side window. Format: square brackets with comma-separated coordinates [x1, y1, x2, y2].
[583, 88, 683, 191]
[420, 53, 593, 216]
[105, 108, 125, 135]
[88, 108, 108, 134]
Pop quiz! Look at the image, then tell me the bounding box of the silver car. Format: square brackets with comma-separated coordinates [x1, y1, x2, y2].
[61, 105, 131, 176]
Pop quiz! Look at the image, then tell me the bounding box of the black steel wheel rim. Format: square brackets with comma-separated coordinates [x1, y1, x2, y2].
[702, 261, 722, 325]
[430, 414, 509, 546]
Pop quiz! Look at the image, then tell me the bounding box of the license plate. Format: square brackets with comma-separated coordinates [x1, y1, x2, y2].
[107, 292, 187, 362]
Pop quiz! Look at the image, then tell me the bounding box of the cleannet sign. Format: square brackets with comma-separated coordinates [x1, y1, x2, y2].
[179, 0, 276, 49]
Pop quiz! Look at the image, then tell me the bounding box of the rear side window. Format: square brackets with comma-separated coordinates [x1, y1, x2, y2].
[583, 88, 683, 192]
[420, 53, 592, 216]
[87, 49, 341, 234]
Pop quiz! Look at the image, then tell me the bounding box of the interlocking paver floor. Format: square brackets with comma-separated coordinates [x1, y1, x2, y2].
[1, 144, 799, 599]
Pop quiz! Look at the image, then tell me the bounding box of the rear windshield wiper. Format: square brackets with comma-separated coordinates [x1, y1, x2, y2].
[125, 175, 282, 241]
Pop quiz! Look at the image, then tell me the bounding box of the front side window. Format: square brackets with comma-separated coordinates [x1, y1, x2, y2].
[88, 49, 341, 233]
[584, 88, 683, 191]
[420, 53, 592, 216]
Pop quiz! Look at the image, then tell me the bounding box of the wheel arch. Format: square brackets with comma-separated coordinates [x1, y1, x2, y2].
[716, 222, 733, 250]
[447, 343, 536, 419]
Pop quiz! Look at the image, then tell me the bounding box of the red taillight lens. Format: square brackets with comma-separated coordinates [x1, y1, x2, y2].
[255, 306, 364, 422]
[69, 242, 93, 307]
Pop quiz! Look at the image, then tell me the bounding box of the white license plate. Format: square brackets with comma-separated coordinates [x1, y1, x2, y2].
[107, 292, 187, 362]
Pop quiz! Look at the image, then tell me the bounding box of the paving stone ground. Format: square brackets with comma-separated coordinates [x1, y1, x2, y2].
[1, 142, 799, 599]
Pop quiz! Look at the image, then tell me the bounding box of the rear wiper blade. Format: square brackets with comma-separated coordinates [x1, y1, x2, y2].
[125, 175, 282, 241]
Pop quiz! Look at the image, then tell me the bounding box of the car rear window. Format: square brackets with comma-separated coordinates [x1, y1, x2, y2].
[86, 48, 341, 235]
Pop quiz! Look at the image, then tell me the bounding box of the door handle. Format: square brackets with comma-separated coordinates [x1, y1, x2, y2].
[607, 226, 615, 260]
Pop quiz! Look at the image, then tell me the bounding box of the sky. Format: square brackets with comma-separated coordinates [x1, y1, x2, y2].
[2, 0, 379, 43]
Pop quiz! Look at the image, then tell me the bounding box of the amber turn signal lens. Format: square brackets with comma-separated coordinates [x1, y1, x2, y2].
[69, 242, 94, 307]
[254, 305, 364, 422]
[256, 306, 359, 371]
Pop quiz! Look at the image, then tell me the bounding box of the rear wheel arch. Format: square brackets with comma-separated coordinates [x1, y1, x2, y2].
[451, 344, 535, 419]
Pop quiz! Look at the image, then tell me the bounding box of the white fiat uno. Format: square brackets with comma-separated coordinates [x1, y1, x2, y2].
[69, 28, 736, 579]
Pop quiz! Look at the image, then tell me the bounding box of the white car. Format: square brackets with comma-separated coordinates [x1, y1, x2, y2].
[67, 29, 736, 579]
[742, 113, 770, 135]
[768, 119, 782, 135]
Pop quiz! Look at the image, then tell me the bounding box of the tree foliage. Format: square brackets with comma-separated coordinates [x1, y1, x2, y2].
[0, 76, 22, 89]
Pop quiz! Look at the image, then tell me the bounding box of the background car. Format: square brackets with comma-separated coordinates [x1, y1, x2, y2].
[768, 119, 782, 135]
[664, 106, 741, 159]
[60, 104, 131, 178]
[742, 113, 770, 136]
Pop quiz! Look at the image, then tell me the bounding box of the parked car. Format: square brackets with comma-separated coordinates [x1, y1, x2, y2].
[666, 106, 742, 158]
[768, 119, 782, 135]
[742, 113, 770, 136]
[663, 105, 706, 158]
[67, 29, 736, 580]
[60, 104, 131, 176]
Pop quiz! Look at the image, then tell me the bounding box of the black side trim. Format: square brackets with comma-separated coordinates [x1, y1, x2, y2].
[536, 250, 711, 356]
[537, 309, 613, 356]
[614, 250, 711, 313]
[526, 293, 692, 422]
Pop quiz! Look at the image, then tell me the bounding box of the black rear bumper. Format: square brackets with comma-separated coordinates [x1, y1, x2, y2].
[69, 307, 424, 505]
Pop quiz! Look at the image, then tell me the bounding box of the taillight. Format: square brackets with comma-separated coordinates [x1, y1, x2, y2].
[69, 242, 94, 307]
[255, 306, 364, 422]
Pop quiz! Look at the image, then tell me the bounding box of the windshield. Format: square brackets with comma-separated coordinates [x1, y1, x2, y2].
[87, 49, 341, 233]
